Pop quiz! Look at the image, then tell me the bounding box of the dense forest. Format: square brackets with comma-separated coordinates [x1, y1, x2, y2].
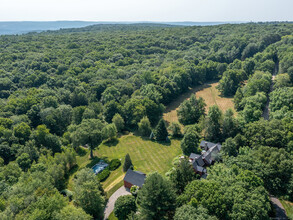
[0, 22, 292, 219]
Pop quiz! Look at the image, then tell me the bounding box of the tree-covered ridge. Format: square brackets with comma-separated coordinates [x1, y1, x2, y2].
[0, 23, 293, 219]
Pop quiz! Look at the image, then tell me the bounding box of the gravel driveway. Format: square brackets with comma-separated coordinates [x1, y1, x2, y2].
[104, 186, 131, 219]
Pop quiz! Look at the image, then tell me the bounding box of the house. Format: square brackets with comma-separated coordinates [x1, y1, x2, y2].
[200, 140, 221, 151]
[123, 169, 146, 189]
[202, 144, 222, 165]
[189, 140, 222, 177]
[189, 153, 206, 176]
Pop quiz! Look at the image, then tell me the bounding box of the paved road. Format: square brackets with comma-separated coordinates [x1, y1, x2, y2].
[104, 186, 131, 219]
[270, 196, 288, 219]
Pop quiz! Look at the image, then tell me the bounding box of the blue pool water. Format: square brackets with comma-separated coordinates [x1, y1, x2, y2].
[92, 161, 109, 174]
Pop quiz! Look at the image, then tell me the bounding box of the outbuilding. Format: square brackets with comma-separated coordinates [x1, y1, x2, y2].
[123, 169, 146, 189]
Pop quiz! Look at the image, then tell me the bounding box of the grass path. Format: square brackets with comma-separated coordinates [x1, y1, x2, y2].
[163, 81, 235, 124]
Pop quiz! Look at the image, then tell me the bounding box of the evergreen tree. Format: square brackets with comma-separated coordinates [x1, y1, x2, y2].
[234, 88, 244, 111]
[137, 172, 176, 219]
[154, 119, 168, 141]
[123, 153, 133, 172]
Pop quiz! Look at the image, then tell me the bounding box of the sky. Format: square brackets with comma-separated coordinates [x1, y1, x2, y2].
[0, 0, 292, 22]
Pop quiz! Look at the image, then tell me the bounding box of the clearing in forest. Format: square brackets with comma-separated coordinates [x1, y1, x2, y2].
[68, 134, 182, 196]
[163, 81, 235, 124]
[97, 134, 181, 192]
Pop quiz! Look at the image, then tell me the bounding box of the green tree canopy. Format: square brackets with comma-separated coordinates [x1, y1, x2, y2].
[137, 172, 176, 219]
[177, 94, 206, 125]
[71, 119, 104, 158]
[114, 195, 137, 220]
[154, 119, 168, 141]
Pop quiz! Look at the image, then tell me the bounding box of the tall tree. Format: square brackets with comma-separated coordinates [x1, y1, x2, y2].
[102, 123, 117, 141]
[138, 116, 152, 137]
[168, 122, 182, 138]
[205, 105, 222, 142]
[123, 153, 133, 172]
[71, 119, 104, 158]
[13, 122, 31, 144]
[154, 119, 168, 141]
[169, 158, 196, 194]
[217, 69, 245, 96]
[181, 131, 201, 156]
[74, 181, 105, 219]
[177, 94, 206, 125]
[114, 195, 137, 220]
[112, 113, 125, 132]
[74, 169, 105, 219]
[222, 109, 239, 140]
[137, 172, 176, 220]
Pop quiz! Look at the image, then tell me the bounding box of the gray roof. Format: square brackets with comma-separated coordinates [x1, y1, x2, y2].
[192, 155, 205, 168]
[203, 144, 221, 164]
[123, 169, 146, 188]
[189, 153, 201, 160]
[194, 165, 206, 173]
[200, 140, 222, 150]
[201, 173, 207, 179]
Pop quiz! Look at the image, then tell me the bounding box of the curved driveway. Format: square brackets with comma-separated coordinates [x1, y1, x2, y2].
[104, 186, 131, 219]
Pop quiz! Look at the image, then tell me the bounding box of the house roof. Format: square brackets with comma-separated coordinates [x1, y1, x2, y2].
[192, 154, 205, 168]
[189, 153, 201, 160]
[203, 144, 221, 164]
[200, 140, 222, 150]
[123, 169, 146, 188]
[194, 165, 206, 173]
[201, 173, 207, 179]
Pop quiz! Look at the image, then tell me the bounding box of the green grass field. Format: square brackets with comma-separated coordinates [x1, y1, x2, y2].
[68, 134, 182, 196]
[96, 134, 181, 193]
[164, 81, 236, 125]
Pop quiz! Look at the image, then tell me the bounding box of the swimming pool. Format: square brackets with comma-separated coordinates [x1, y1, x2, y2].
[92, 161, 109, 174]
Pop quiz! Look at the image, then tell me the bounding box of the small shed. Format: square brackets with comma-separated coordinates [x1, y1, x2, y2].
[123, 169, 146, 189]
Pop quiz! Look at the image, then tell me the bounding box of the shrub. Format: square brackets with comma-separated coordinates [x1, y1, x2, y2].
[109, 159, 121, 171]
[97, 168, 110, 182]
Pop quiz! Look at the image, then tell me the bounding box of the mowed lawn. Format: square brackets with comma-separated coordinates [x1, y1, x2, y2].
[164, 81, 236, 124]
[94, 134, 182, 193]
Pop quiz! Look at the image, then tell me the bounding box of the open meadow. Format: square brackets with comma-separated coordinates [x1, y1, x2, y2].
[163, 81, 235, 124]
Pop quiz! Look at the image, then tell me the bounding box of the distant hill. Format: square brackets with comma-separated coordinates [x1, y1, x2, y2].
[0, 21, 100, 35]
[0, 21, 237, 35]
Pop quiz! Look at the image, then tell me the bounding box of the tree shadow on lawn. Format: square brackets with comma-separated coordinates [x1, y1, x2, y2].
[103, 138, 119, 147]
[138, 135, 172, 146]
[75, 146, 88, 156]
